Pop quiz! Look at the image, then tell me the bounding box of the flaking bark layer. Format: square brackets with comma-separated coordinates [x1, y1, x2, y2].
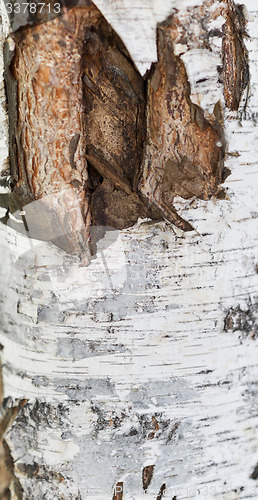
[4, 0, 243, 258]
[138, 13, 226, 231]
[5, 3, 101, 258]
[222, 0, 249, 110]
[82, 11, 159, 230]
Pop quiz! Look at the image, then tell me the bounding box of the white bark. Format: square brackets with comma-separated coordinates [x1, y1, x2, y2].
[0, 0, 257, 499]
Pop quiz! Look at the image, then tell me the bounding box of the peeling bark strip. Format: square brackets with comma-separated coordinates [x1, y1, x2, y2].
[82, 10, 159, 230]
[138, 11, 226, 230]
[4, 1, 101, 259]
[4, 0, 157, 254]
[2, 0, 238, 259]
[222, 0, 249, 110]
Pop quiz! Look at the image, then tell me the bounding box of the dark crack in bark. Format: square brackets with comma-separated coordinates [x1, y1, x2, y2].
[3, 0, 237, 260]
[157, 483, 166, 500]
[142, 464, 155, 491]
[222, 0, 250, 110]
[250, 463, 258, 480]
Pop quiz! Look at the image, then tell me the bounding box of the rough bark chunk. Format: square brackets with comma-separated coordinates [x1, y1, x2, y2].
[4, 0, 159, 254]
[4, 0, 236, 258]
[5, 2, 101, 260]
[82, 9, 159, 229]
[138, 12, 226, 231]
[142, 464, 155, 491]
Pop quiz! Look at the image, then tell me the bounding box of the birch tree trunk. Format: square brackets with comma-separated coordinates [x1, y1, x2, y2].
[0, 0, 257, 499]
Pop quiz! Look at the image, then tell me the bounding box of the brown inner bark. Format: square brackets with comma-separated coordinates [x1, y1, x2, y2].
[3, 0, 247, 258]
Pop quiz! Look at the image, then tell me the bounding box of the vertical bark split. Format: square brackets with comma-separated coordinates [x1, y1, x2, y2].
[82, 11, 159, 231]
[142, 464, 155, 491]
[138, 12, 226, 230]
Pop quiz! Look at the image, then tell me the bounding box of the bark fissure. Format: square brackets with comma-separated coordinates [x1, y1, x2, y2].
[222, 0, 250, 110]
[2, 0, 239, 261]
[142, 464, 155, 491]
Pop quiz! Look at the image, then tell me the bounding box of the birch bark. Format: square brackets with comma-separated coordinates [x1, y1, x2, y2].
[0, 0, 257, 499]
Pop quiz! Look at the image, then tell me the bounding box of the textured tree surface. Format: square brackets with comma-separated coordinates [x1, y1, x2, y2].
[5, 3, 99, 256]
[0, 0, 257, 499]
[82, 11, 157, 230]
[138, 11, 226, 230]
[4, 0, 245, 256]
[4, 0, 160, 256]
[222, 0, 250, 110]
